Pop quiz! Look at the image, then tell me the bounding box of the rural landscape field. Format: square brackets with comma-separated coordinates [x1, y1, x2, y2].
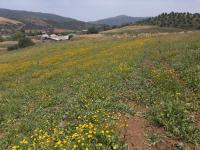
[1, 1, 200, 150]
[0, 25, 200, 149]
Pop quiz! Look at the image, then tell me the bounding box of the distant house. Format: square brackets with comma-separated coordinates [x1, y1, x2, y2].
[41, 34, 49, 40]
[41, 34, 71, 41]
[60, 35, 70, 40]
[82, 30, 88, 34]
[50, 34, 60, 41]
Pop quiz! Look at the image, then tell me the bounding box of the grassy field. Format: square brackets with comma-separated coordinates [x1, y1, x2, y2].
[101, 25, 185, 37]
[0, 28, 200, 149]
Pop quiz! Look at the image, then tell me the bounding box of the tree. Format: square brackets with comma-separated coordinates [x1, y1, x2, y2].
[8, 37, 34, 51]
[18, 37, 34, 48]
[11, 31, 25, 40]
[88, 27, 99, 34]
[139, 12, 200, 30]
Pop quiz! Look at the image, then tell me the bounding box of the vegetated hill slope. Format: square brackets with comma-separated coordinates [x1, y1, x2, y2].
[92, 15, 147, 26]
[0, 32, 200, 149]
[140, 12, 200, 29]
[0, 8, 93, 30]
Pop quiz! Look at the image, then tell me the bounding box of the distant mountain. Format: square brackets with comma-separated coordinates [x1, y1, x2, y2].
[92, 15, 148, 26]
[139, 12, 200, 29]
[0, 8, 93, 30]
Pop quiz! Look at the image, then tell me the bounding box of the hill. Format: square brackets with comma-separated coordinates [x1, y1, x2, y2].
[91, 15, 147, 26]
[0, 8, 94, 30]
[140, 12, 200, 29]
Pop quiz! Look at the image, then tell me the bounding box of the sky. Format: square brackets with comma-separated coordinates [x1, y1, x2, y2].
[0, 0, 200, 21]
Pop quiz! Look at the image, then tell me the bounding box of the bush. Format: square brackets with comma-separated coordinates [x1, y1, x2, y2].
[68, 34, 74, 40]
[10, 31, 25, 40]
[18, 37, 34, 48]
[7, 37, 34, 51]
[88, 27, 99, 34]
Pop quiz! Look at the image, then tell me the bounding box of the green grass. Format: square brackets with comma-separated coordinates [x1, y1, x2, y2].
[0, 37, 142, 149]
[0, 32, 200, 149]
[121, 33, 200, 144]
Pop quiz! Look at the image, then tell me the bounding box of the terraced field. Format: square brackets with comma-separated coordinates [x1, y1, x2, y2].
[0, 30, 200, 149]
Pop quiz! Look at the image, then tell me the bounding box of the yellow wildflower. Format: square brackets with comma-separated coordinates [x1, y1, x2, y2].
[74, 144, 77, 148]
[113, 144, 118, 149]
[12, 145, 19, 150]
[20, 139, 28, 145]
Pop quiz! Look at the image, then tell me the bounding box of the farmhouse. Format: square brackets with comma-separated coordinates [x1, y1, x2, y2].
[41, 34, 71, 41]
[41, 34, 49, 40]
[82, 29, 88, 34]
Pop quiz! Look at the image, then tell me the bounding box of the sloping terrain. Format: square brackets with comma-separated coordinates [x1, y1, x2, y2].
[92, 15, 147, 26]
[101, 25, 184, 36]
[0, 17, 23, 25]
[0, 8, 93, 30]
[0, 28, 200, 149]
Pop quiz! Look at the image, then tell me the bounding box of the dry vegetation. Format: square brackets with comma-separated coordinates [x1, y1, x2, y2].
[0, 17, 22, 25]
[0, 41, 18, 50]
[101, 25, 185, 37]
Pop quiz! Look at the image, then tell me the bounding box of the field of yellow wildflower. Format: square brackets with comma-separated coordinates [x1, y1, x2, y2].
[0, 31, 200, 149]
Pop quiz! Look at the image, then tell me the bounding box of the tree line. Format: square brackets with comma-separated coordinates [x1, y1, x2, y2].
[139, 12, 200, 29]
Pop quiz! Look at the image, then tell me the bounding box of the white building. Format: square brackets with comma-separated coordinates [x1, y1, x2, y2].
[41, 34, 49, 40]
[41, 34, 70, 41]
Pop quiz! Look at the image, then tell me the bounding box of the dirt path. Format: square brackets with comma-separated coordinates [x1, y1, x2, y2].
[0, 129, 5, 142]
[120, 100, 198, 150]
[121, 113, 149, 150]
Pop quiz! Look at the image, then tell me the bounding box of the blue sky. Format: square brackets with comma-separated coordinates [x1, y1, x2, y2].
[0, 0, 200, 21]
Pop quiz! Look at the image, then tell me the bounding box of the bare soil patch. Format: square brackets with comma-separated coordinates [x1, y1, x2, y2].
[0, 130, 5, 141]
[0, 41, 17, 45]
[0, 17, 22, 25]
[120, 100, 197, 150]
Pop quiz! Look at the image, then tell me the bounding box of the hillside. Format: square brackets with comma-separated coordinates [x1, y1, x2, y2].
[0, 8, 93, 30]
[140, 12, 200, 29]
[92, 15, 147, 26]
[0, 17, 23, 25]
[1, 28, 200, 149]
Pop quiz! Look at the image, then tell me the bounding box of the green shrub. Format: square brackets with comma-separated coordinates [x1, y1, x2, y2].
[18, 37, 34, 48]
[10, 31, 25, 40]
[68, 34, 74, 40]
[88, 27, 99, 34]
[7, 37, 34, 51]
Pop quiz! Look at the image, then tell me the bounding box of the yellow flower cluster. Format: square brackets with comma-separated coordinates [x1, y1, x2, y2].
[12, 110, 122, 150]
[151, 67, 177, 81]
